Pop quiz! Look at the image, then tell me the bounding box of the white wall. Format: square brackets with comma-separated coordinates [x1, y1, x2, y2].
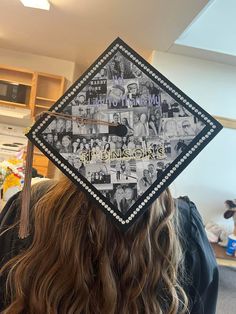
[151, 51, 236, 231]
[0, 48, 76, 84]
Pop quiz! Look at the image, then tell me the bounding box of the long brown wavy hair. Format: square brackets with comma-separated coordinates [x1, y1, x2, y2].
[1, 176, 188, 313]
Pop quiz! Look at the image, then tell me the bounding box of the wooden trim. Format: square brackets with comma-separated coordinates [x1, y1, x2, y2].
[213, 115, 236, 129]
[0, 100, 28, 107]
[30, 72, 38, 116]
[60, 76, 66, 94]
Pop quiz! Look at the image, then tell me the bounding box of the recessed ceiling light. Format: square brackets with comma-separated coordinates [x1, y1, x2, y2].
[20, 0, 50, 11]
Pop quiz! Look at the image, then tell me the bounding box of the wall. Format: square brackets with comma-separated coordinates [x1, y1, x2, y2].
[151, 51, 236, 231]
[0, 48, 76, 85]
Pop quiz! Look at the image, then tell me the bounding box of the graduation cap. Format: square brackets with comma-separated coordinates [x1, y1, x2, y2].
[20, 38, 222, 237]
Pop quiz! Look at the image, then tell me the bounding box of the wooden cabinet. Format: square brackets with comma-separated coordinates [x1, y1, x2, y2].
[0, 64, 66, 178]
[32, 72, 65, 117]
[0, 65, 66, 116]
[0, 65, 34, 108]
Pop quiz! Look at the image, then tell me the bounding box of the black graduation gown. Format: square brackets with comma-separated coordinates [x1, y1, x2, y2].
[0, 191, 218, 313]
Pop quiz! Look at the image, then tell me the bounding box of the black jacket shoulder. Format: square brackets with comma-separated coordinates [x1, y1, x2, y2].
[176, 196, 219, 314]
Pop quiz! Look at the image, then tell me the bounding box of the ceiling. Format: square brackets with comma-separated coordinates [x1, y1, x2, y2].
[176, 0, 236, 57]
[0, 0, 210, 67]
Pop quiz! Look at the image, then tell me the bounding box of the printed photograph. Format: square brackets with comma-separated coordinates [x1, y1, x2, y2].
[170, 138, 194, 159]
[106, 52, 134, 80]
[43, 117, 69, 134]
[108, 110, 133, 134]
[43, 132, 73, 153]
[70, 92, 87, 106]
[110, 159, 137, 184]
[60, 153, 85, 175]
[107, 82, 126, 109]
[124, 79, 141, 108]
[159, 116, 196, 139]
[101, 183, 138, 214]
[86, 78, 107, 105]
[148, 107, 162, 136]
[71, 104, 109, 135]
[136, 160, 167, 196]
[85, 162, 111, 185]
[93, 67, 108, 79]
[160, 92, 192, 118]
[133, 107, 149, 137]
[139, 78, 160, 107]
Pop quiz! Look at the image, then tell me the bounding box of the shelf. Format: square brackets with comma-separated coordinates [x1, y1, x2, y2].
[35, 96, 57, 102]
[0, 64, 66, 178]
[0, 99, 28, 107]
[35, 104, 51, 109]
[0, 67, 33, 86]
[0, 78, 32, 87]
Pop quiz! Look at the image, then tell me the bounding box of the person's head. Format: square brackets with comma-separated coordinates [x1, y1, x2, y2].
[114, 185, 124, 200]
[61, 135, 71, 148]
[49, 119, 57, 130]
[140, 113, 147, 123]
[109, 85, 125, 100]
[182, 120, 191, 132]
[55, 141, 62, 150]
[79, 142, 84, 149]
[143, 169, 150, 179]
[127, 83, 138, 95]
[150, 114, 155, 122]
[56, 118, 65, 131]
[113, 113, 120, 124]
[164, 119, 177, 134]
[155, 110, 161, 119]
[46, 133, 53, 143]
[157, 161, 165, 170]
[128, 135, 134, 142]
[124, 187, 134, 201]
[2, 176, 188, 314]
[148, 164, 155, 174]
[133, 113, 140, 123]
[66, 120, 72, 130]
[122, 117, 128, 125]
[100, 68, 107, 77]
[78, 94, 86, 104]
[111, 135, 117, 142]
[73, 157, 81, 169]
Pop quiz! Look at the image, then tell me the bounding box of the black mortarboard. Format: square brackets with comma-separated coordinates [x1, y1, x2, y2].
[23, 38, 222, 234]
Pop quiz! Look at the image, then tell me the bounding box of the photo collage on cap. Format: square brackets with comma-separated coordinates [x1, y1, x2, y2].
[42, 51, 206, 215]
